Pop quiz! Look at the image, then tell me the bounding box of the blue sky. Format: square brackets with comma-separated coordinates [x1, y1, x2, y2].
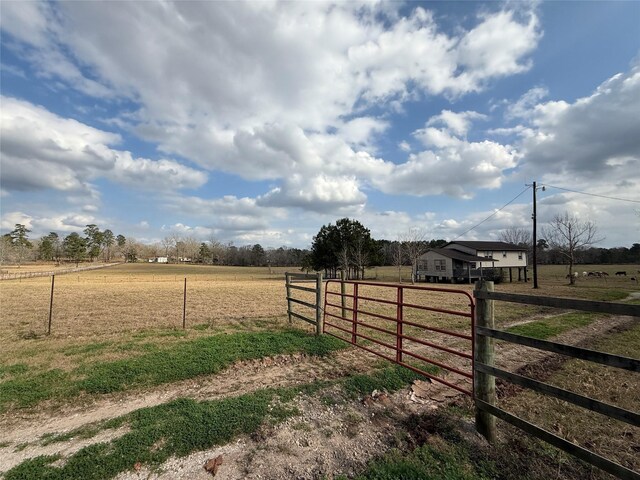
[1, 1, 639, 248]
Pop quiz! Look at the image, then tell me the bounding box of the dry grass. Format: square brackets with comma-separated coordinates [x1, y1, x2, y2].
[499, 323, 640, 474]
[1, 263, 635, 379]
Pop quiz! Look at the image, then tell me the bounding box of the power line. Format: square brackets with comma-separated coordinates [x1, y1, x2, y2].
[452, 186, 532, 241]
[542, 184, 640, 204]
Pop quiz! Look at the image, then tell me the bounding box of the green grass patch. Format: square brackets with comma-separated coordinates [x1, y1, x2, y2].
[0, 330, 345, 412]
[0, 369, 75, 410]
[351, 443, 492, 480]
[5, 389, 301, 480]
[343, 364, 438, 397]
[62, 342, 114, 357]
[589, 289, 629, 302]
[0, 363, 29, 379]
[506, 312, 598, 340]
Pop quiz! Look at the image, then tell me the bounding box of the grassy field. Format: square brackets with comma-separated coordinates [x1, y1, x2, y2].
[0, 262, 636, 404]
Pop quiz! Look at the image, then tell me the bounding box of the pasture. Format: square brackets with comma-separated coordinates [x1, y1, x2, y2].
[0, 262, 637, 372]
[0, 262, 638, 479]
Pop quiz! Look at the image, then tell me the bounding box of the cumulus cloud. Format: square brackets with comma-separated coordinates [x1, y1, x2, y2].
[512, 66, 640, 182]
[0, 97, 207, 195]
[0, 2, 541, 212]
[166, 194, 286, 233]
[425, 110, 487, 137]
[377, 112, 518, 197]
[258, 174, 367, 213]
[0, 210, 99, 235]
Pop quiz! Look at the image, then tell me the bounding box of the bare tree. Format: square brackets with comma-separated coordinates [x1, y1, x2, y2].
[499, 226, 532, 247]
[161, 236, 175, 260]
[542, 212, 602, 285]
[338, 245, 350, 278]
[208, 236, 225, 264]
[400, 228, 429, 284]
[352, 236, 369, 280]
[392, 240, 404, 283]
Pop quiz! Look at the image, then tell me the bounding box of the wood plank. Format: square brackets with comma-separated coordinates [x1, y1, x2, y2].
[476, 363, 640, 427]
[476, 326, 640, 372]
[288, 310, 315, 325]
[473, 290, 640, 317]
[475, 400, 640, 480]
[288, 284, 317, 293]
[288, 297, 317, 310]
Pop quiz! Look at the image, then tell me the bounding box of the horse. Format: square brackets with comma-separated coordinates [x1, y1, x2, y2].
[615, 271, 626, 276]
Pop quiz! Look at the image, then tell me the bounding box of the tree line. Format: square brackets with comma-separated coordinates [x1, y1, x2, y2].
[1, 224, 128, 267]
[2, 214, 637, 276]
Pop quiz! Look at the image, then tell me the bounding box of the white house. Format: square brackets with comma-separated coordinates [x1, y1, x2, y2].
[149, 256, 169, 263]
[416, 241, 528, 284]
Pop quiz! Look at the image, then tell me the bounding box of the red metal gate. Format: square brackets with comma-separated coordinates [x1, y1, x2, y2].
[323, 280, 475, 396]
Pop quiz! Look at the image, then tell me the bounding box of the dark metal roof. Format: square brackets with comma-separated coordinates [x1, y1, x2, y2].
[446, 241, 524, 251]
[427, 248, 498, 263]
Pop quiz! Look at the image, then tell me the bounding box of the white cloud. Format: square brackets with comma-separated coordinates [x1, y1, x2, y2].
[258, 174, 367, 213]
[0, 97, 207, 195]
[505, 86, 548, 120]
[0, 211, 99, 236]
[380, 112, 518, 197]
[513, 66, 640, 182]
[0, 2, 541, 213]
[398, 141, 411, 152]
[425, 110, 487, 137]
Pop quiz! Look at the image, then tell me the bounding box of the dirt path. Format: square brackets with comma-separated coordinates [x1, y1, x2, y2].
[1, 314, 636, 476]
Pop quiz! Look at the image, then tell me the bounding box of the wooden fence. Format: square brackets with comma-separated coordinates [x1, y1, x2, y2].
[285, 272, 323, 335]
[473, 281, 640, 480]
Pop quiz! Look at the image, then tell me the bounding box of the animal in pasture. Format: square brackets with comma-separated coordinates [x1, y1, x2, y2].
[582, 271, 588, 277]
[566, 272, 578, 279]
[615, 271, 627, 276]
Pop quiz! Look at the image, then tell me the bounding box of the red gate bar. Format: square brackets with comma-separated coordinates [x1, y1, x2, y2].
[323, 280, 475, 396]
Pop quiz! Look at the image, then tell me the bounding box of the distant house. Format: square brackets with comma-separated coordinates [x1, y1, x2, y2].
[149, 256, 169, 263]
[416, 241, 528, 284]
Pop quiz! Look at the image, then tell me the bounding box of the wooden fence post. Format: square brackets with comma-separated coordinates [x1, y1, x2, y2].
[474, 280, 496, 443]
[316, 272, 323, 335]
[47, 275, 55, 335]
[340, 270, 347, 320]
[285, 273, 292, 323]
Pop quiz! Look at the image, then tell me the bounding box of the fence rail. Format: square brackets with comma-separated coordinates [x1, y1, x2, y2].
[0, 263, 121, 281]
[473, 282, 640, 480]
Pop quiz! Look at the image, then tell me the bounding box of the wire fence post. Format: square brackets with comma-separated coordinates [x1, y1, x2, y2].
[315, 272, 323, 335]
[182, 277, 187, 329]
[474, 280, 496, 443]
[47, 274, 55, 335]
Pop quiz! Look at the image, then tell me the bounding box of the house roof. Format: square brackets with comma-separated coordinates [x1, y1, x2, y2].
[428, 248, 498, 263]
[446, 241, 524, 251]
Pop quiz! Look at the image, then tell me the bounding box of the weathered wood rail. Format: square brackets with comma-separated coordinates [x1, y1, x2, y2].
[285, 272, 323, 335]
[473, 281, 640, 480]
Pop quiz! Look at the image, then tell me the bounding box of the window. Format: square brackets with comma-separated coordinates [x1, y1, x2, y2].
[470, 262, 476, 269]
[518, 252, 523, 260]
[502, 251, 507, 258]
[435, 259, 446, 271]
[485, 252, 493, 259]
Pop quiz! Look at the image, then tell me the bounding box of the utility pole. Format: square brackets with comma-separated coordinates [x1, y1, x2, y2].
[532, 181, 538, 289]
